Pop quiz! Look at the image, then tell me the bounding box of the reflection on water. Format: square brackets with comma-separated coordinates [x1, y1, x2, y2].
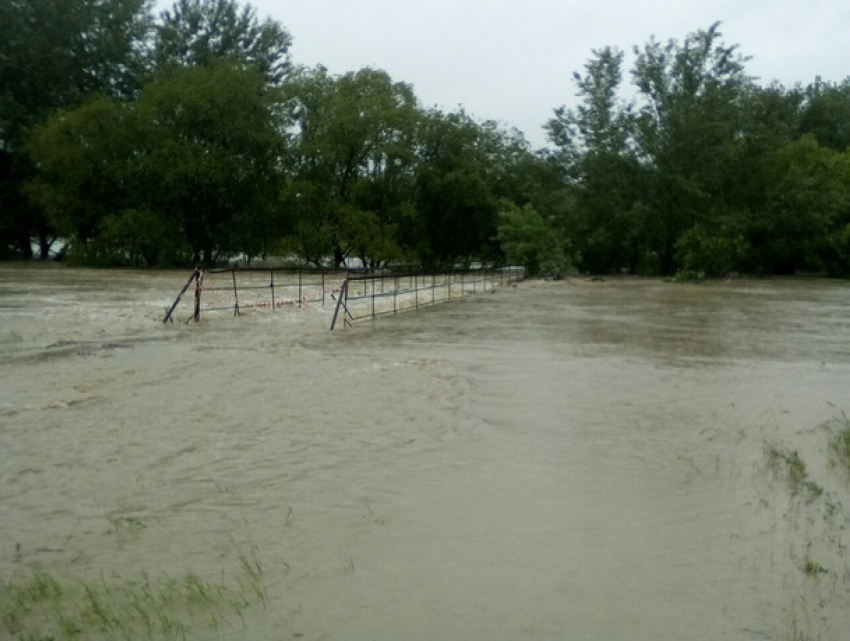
[1, 266, 849, 639]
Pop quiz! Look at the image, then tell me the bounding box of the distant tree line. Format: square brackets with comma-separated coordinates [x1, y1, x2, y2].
[2, 3, 849, 277]
[546, 23, 850, 277]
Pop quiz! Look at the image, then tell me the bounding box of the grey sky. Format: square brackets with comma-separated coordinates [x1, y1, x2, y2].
[257, 1, 848, 148]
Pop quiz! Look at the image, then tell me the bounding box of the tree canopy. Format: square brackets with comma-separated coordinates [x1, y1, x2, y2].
[547, 23, 850, 277]
[29, 61, 285, 266]
[153, 0, 292, 85]
[0, 0, 152, 258]
[2, 9, 849, 277]
[279, 66, 420, 268]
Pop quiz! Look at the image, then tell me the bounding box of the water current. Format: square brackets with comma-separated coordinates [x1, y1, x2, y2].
[1, 264, 849, 640]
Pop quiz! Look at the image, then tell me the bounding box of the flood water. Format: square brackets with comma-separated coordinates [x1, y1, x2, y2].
[1, 264, 849, 640]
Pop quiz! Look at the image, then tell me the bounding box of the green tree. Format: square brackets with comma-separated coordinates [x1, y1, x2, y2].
[546, 24, 850, 277]
[677, 83, 803, 275]
[746, 136, 850, 274]
[27, 97, 136, 244]
[414, 110, 521, 267]
[798, 77, 850, 152]
[547, 47, 646, 274]
[496, 201, 572, 278]
[548, 47, 631, 159]
[153, 0, 292, 85]
[631, 22, 753, 274]
[133, 62, 285, 263]
[29, 62, 285, 265]
[0, 0, 153, 257]
[280, 66, 420, 267]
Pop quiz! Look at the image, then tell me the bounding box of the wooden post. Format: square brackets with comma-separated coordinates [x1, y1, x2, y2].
[163, 268, 200, 323]
[330, 279, 351, 331]
[231, 270, 240, 316]
[193, 270, 204, 321]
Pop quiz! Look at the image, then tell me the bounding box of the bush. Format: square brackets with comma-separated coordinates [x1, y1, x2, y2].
[67, 209, 191, 267]
[675, 224, 748, 277]
[496, 201, 573, 278]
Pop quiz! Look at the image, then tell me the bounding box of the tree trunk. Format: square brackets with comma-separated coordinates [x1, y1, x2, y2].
[38, 229, 50, 260]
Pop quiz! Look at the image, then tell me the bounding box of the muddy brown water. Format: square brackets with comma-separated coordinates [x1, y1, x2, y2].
[1, 265, 849, 640]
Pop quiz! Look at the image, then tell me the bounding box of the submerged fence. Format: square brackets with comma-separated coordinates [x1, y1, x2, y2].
[162, 266, 345, 323]
[331, 266, 525, 330]
[162, 265, 525, 329]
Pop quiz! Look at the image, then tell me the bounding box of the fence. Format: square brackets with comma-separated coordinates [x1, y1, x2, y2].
[329, 266, 526, 330]
[162, 266, 345, 323]
[162, 265, 525, 329]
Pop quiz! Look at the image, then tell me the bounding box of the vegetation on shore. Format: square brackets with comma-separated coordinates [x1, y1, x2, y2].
[2, 1, 849, 278]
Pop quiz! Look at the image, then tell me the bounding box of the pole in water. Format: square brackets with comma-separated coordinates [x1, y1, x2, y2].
[330, 280, 350, 331]
[193, 270, 204, 321]
[231, 270, 240, 316]
[163, 268, 201, 323]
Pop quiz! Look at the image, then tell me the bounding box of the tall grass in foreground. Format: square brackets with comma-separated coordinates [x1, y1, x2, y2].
[763, 443, 823, 502]
[761, 411, 850, 641]
[0, 549, 266, 640]
[827, 411, 850, 481]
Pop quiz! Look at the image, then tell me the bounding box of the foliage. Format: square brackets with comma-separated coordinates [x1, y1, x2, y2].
[134, 62, 285, 263]
[277, 68, 538, 269]
[0, 549, 267, 639]
[0, 0, 153, 258]
[27, 96, 135, 243]
[153, 0, 292, 85]
[279, 66, 420, 267]
[764, 443, 823, 502]
[0, 0, 151, 149]
[827, 413, 850, 480]
[546, 22, 850, 277]
[547, 46, 644, 274]
[496, 201, 572, 278]
[79, 209, 188, 267]
[675, 224, 747, 277]
[6, 10, 850, 274]
[630, 22, 753, 274]
[29, 62, 284, 265]
[414, 110, 524, 267]
[798, 78, 850, 152]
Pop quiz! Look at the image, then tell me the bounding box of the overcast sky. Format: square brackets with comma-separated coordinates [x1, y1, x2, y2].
[250, 1, 849, 148]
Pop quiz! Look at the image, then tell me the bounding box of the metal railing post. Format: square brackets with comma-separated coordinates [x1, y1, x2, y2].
[298, 269, 303, 308]
[231, 270, 240, 316]
[330, 279, 350, 330]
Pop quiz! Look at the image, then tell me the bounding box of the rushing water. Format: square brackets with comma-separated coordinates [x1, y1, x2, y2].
[1, 264, 849, 640]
